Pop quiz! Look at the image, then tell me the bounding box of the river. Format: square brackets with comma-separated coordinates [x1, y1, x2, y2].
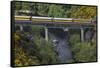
[48, 28, 73, 63]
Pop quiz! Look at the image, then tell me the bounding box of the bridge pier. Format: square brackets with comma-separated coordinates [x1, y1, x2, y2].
[20, 25, 23, 31]
[80, 28, 84, 42]
[45, 27, 48, 41]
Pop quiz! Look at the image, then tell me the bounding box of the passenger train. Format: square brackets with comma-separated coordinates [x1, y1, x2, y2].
[15, 15, 93, 23]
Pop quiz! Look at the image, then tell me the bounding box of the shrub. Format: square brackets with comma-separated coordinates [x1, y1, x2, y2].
[69, 33, 97, 62]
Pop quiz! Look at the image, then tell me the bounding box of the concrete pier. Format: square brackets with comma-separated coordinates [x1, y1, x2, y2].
[20, 25, 23, 31]
[45, 27, 48, 41]
[80, 28, 84, 42]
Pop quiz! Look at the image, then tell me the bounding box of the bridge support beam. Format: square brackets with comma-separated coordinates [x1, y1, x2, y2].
[45, 27, 48, 41]
[20, 25, 23, 31]
[80, 28, 84, 42]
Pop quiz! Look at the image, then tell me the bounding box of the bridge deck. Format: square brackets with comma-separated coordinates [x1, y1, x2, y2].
[15, 15, 96, 28]
[15, 20, 96, 25]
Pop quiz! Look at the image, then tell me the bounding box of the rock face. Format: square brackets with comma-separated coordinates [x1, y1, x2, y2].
[49, 28, 73, 63]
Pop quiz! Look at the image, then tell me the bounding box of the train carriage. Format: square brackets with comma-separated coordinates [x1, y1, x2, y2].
[15, 15, 93, 23]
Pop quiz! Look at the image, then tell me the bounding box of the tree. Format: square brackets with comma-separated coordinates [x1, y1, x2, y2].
[48, 4, 65, 17]
[36, 3, 49, 16]
[69, 30, 97, 62]
[71, 6, 97, 19]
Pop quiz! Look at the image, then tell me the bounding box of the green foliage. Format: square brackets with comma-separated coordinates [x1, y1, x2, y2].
[71, 6, 97, 19]
[34, 35, 59, 64]
[31, 26, 44, 36]
[37, 4, 49, 16]
[14, 32, 40, 66]
[69, 31, 97, 62]
[72, 42, 97, 62]
[66, 6, 80, 18]
[15, 44, 40, 66]
[48, 5, 65, 17]
[15, 2, 22, 11]
[15, 2, 31, 10]
[15, 1, 96, 19]
[15, 33, 20, 43]
[31, 26, 43, 31]
[14, 26, 59, 66]
[21, 2, 31, 10]
[69, 34, 80, 45]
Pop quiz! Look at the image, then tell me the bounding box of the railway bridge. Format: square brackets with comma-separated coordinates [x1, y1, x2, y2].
[14, 15, 96, 42]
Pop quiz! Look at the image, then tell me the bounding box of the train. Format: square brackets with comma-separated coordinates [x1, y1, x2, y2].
[15, 15, 94, 23]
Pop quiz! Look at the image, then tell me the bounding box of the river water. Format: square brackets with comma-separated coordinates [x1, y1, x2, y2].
[48, 28, 73, 63]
